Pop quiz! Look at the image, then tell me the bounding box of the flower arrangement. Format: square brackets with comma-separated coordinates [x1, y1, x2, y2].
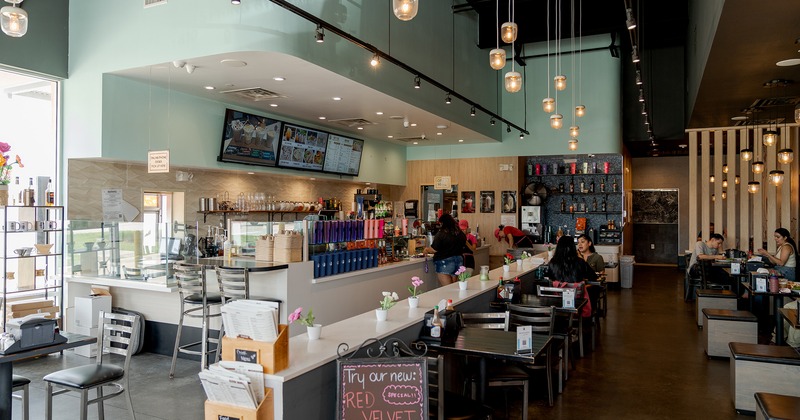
[288, 307, 315, 327]
[455, 265, 470, 282]
[407, 276, 423, 298]
[379, 291, 399, 310]
[520, 251, 531, 260]
[0, 142, 24, 185]
[504, 253, 515, 266]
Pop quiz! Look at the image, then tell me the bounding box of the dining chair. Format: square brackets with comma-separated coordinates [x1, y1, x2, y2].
[536, 284, 581, 366]
[460, 311, 509, 330]
[685, 253, 703, 301]
[43, 311, 140, 420]
[699, 259, 731, 291]
[12, 374, 30, 420]
[426, 354, 493, 420]
[170, 262, 223, 378]
[507, 304, 558, 404]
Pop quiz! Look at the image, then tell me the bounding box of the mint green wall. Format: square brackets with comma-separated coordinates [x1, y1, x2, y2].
[0, 0, 68, 78]
[407, 35, 622, 160]
[101, 75, 406, 185]
[64, 0, 498, 180]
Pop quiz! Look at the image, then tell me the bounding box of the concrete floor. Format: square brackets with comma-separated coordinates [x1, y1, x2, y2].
[10, 265, 754, 419]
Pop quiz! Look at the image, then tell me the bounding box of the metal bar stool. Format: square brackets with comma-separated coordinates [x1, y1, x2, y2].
[169, 262, 223, 378]
[216, 267, 282, 337]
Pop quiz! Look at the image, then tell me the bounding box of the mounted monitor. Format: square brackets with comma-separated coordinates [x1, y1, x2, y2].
[218, 108, 281, 167]
[323, 134, 363, 176]
[276, 123, 328, 172]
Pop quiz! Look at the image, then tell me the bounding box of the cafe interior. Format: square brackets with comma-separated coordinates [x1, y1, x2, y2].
[0, 0, 799, 419]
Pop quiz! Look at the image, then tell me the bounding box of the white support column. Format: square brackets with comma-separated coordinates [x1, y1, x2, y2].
[702, 131, 711, 242]
[726, 129, 737, 249]
[689, 131, 698, 251]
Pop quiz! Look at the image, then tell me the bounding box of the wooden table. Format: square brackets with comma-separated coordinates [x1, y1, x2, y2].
[779, 307, 799, 329]
[0, 332, 96, 420]
[742, 283, 792, 346]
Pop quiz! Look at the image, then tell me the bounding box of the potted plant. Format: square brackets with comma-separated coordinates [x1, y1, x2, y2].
[376, 291, 399, 321]
[0, 143, 23, 206]
[519, 251, 531, 268]
[289, 307, 321, 340]
[455, 265, 470, 290]
[503, 253, 514, 274]
[407, 276, 423, 308]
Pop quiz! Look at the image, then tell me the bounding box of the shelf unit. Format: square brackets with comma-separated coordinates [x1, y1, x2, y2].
[198, 209, 338, 224]
[1, 206, 64, 329]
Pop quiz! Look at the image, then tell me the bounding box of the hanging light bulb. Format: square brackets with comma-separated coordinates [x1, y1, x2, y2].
[769, 170, 784, 185]
[709, 175, 715, 183]
[505, 70, 522, 93]
[569, 126, 580, 138]
[554, 75, 567, 91]
[722, 165, 728, 174]
[500, 22, 518, 43]
[370, 53, 380, 67]
[752, 161, 764, 174]
[631, 46, 640, 63]
[777, 148, 794, 164]
[762, 130, 778, 147]
[490, 49, 506, 70]
[747, 181, 760, 194]
[722, 191, 727, 200]
[722, 179, 728, 188]
[741, 148, 753, 161]
[711, 194, 716, 202]
[542, 98, 555, 113]
[734, 176, 740, 185]
[1, 0, 27, 37]
[568, 138, 578, 151]
[575, 105, 586, 117]
[392, 0, 419, 21]
[550, 114, 563, 129]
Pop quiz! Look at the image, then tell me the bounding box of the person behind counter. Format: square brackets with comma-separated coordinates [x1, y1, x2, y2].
[757, 228, 797, 281]
[577, 234, 605, 276]
[494, 224, 534, 249]
[459, 219, 477, 276]
[425, 214, 467, 286]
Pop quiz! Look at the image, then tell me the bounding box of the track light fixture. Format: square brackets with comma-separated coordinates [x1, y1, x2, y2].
[638, 90, 645, 102]
[315, 25, 324, 43]
[490, 118, 496, 126]
[231, 0, 241, 4]
[470, 107, 476, 117]
[635, 70, 642, 86]
[631, 46, 640, 63]
[445, 93, 451, 104]
[519, 132, 524, 140]
[506, 125, 511, 133]
[413, 75, 421, 89]
[625, 8, 636, 30]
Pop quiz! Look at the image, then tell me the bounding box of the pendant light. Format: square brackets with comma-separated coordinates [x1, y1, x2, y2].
[503, 0, 521, 94]
[568, 138, 578, 151]
[392, 0, 419, 21]
[747, 181, 760, 194]
[722, 165, 728, 174]
[569, 126, 580, 138]
[543, 98, 555, 113]
[752, 161, 764, 174]
[721, 191, 727, 200]
[554, 75, 567, 91]
[777, 110, 794, 163]
[489, 0, 506, 70]
[1, 0, 27, 37]
[769, 170, 784, 186]
[575, 105, 585, 117]
[566, 3, 577, 140]
[734, 176, 740, 185]
[722, 179, 728, 188]
[550, 114, 563, 129]
[762, 80, 781, 146]
[500, 0, 517, 43]
[541, 0, 554, 113]
[553, 0, 566, 91]
[741, 113, 753, 161]
[709, 175, 715, 183]
[762, 130, 778, 147]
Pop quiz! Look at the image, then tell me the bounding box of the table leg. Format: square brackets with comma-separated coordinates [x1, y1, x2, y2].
[0, 362, 13, 420]
[774, 295, 785, 346]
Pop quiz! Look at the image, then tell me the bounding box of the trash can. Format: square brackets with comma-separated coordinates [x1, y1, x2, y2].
[620, 255, 635, 288]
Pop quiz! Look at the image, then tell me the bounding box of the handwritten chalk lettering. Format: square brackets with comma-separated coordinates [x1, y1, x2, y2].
[369, 372, 387, 382]
[360, 410, 417, 420]
[383, 385, 422, 405]
[218, 415, 241, 420]
[389, 371, 415, 382]
[343, 391, 375, 408]
[343, 368, 366, 389]
[234, 349, 257, 363]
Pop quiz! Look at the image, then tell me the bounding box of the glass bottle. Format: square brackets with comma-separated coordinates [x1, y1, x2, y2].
[579, 178, 585, 193]
[592, 197, 598, 212]
[12, 176, 19, 205]
[589, 179, 595, 193]
[569, 178, 575, 193]
[612, 178, 618, 192]
[600, 178, 606, 193]
[600, 198, 607, 212]
[560, 198, 566, 212]
[45, 178, 54, 206]
[430, 306, 442, 338]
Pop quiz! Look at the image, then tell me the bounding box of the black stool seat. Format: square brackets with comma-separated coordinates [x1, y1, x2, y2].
[12, 375, 30, 387]
[184, 292, 222, 304]
[701, 308, 757, 321]
[755, 393, 800, 420]
[43, 364, 124, 389]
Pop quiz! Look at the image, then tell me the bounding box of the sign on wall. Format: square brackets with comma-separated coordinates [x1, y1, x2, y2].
[336, 358, 428, 419]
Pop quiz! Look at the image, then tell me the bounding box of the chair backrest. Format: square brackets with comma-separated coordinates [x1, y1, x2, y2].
[216, 267, 251, 302]
[461, 312, 509, 330]
[537, 285, 565, 298]
[427, 354, 445, 420]
[173, 262, 209, 299]
[506, 304, 554, 334]
[96, 310, 140, 374]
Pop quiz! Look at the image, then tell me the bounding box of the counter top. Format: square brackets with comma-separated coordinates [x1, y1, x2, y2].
[182, 256, 289, 271]
[67, 276, 178, 292]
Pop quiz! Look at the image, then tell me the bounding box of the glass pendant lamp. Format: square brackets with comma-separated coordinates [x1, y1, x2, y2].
[569, 126, 579, 138]
[751, 161, 764, 174]
[490, 49, 506, 70]
[500, 22, 518, 43]
[554, 75, 567, 91]
[777, 148, 794, 164]
[741, 148, 753, 161]
[504, 70, 522, 93]
[542, 98, 555, 113]
[769, 170, 784, 185]
[392, 0, 418, 21]
[762, 130, 778, 147]
[575, 105, 585, 117]
[550, 114, 563, 129]
[747, 182, 760, 194]
[0, 0, 27, 37]
[568, 138, 578, 151]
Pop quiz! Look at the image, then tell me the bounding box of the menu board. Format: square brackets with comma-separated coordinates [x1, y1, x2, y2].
[336, 358, 428, 420]
[218, 109, 281, 167]
[324, 135, 364, 176]
[276, 123, 328, 172]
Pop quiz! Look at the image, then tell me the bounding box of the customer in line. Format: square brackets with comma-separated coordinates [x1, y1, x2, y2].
[425, 214, 466, 286]
[459, 219, 477, 276]
[757, 228, 797, 281]
[494, 224, 534, 249]
[577, 234, 605, 276]
[688, 233, 730, 286]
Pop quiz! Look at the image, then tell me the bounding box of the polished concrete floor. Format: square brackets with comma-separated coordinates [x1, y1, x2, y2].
[10, 265, 754, 419]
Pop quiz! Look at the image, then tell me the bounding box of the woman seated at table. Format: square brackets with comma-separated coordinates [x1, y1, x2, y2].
[424, 214, 466, 286]
[577, 234, 605, 277]
[757, 228, 797, 281]
[548, 236, 597, 318]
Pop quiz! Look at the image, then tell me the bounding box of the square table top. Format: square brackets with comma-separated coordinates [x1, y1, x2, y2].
[0, 332, 96, 364]
[427, 328, 550, 363]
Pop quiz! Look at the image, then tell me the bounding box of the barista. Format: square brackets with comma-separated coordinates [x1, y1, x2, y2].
[460, 219, 477, 275]
[495, 225, 534, 249]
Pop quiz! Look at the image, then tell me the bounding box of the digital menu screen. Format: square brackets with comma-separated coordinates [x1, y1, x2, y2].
[218, 109, 281, 167]
[276, 123, 328, 172]
[323, 135, 363, 176]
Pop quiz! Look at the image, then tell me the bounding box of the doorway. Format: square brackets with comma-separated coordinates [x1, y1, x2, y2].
[631, 189, 679, 264]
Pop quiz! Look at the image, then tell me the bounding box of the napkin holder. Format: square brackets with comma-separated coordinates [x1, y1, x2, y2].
[418, 309, 460, 344]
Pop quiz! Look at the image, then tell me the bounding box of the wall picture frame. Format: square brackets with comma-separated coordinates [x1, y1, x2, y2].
[461, 191, 476, 213]
[480, 191, 495, 213]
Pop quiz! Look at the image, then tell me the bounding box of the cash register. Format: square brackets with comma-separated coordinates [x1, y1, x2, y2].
[0, 314, 66, 355]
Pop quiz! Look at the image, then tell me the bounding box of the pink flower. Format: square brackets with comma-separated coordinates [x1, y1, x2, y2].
[288, 307, 303, 324]
[455, 266, 467, 276]
[411, 276, 423, 288]
[0, 143, 9, 153]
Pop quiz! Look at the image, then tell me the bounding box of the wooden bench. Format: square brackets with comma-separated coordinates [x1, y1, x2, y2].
[696, 289, 737, 327]
[729, 343, 800, 413]
[702, 309, 757, 357]
[755, 393, 800, 420]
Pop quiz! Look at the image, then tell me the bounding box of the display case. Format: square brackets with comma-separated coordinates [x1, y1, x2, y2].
[1, 206, 64, 329]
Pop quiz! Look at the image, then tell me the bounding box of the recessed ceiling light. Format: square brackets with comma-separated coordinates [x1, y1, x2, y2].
[437, 132, 442, 136]
[365, 182, 371, 185]
[220, 59, 247, 67]
[678, 144, 688, 149]
[310, 177, 316, 181]
[273, 76, 285, 81]
[387, 135, 393, 138]
[247, 172, 255, 175]
[319, 116, 326, 120]
[269, 103, 278, 107]
[413, 142, 418, 145]
[376, 111, 384, 115]
[458, 139, 464, 142]
[332, 97, 342, 101]
[204, 86, 215, 90]
[436, 124, 448, 129]
[776, 58, 800, 67]
[357, 127, 363, 130]
[410, 123, 417, 127]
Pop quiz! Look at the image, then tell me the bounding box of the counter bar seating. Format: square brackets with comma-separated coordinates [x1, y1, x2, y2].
[170, 262, 223, 378]
[215, 267, 283, 340]
[43, 311, 140, 420]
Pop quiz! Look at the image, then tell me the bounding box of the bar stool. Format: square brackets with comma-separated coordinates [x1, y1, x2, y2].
[12, 375, 30, 420]
[216, 267, 282, 337]
[169, 262, 223, 378]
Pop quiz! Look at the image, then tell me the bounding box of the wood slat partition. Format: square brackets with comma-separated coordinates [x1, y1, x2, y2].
[766, 130, 778, 252]
[689, 132, 698, 251]
[726, 129, 737, 250]
[739, 128, 750, 251]
[701, 132, 711, 242]
[753, 127, 763, 251]
[780, 126, 793, 231]
[714, 133, 724, 242]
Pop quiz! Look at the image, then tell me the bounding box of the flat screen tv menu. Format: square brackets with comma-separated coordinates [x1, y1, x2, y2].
[276, 124, 328, 171]
[323, 135, 364, 175]
[219, 109, 281, 167]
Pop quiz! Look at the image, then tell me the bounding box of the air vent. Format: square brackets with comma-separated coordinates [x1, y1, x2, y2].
[328, 118, 375, 128]
[144, 0, 167, 8]
[748, 96, 800, 109]
[220, 87, 285, 102]
[395, 134, 429, 143]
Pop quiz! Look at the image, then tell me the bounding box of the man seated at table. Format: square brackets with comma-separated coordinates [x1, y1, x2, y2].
[494, 224, 534, 249]
[688, 233, 731, 287]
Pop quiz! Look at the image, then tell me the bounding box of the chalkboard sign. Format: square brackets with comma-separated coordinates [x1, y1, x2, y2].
[234, 349, 257, 364]
[336, 358, 428, 420]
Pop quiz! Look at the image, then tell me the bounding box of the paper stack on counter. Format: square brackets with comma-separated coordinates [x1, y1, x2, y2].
[199, 361, 267, 408]
[220, 299, 280, 342]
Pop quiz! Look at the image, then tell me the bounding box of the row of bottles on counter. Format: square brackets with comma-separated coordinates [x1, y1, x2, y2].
[527, 160, 614, 176]
[558, 177, 618, 194]
[8, 177, 53, 206]
[311, 248, 380, 278]
[309, 218, 411, 244]
[560, 197, 607, 213]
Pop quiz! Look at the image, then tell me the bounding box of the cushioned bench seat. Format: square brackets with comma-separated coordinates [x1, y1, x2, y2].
[755, 393, 800, 420]
[696, 289, 738, 327]
[730, 343, 800, 413]
[702, 309, 757, 357]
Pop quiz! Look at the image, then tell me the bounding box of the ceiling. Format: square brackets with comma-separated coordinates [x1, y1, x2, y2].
[2, 0, 799, 158]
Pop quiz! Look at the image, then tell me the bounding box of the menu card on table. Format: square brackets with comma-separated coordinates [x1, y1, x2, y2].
[516, 325, 532, 355]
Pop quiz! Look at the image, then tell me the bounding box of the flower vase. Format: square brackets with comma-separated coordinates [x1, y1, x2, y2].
[376, 308, 388, 322]
[307, 324, 322, 340]
[516, 260, 523, 271]
[0, 184, 7, 206]
[503, 264, 510, 275]
[408, 297, 419, 309]
[458, 281, 468, 290]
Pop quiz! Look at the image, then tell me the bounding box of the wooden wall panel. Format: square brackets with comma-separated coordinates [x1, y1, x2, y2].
[689, 132, 698, 250]
[753, 128, 763, 250]
[766, 129, 778, 252]
[739, 128, 750, 251]
[714, 132, 723, 240]
[726, 129, 737, 249]
[701, 132, 711, 242]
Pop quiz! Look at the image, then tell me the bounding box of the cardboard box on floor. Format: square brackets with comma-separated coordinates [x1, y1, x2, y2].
[204, 388, 273, 420]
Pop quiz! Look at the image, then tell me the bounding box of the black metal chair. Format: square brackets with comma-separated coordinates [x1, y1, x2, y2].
[684, 253, 703, 301]
[426, 354, 493, 420]
[12, 374, 30, 420]
[43, 311, 140, 420]
[699, 259, 731, 290]
[507, 304, 558, 406]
